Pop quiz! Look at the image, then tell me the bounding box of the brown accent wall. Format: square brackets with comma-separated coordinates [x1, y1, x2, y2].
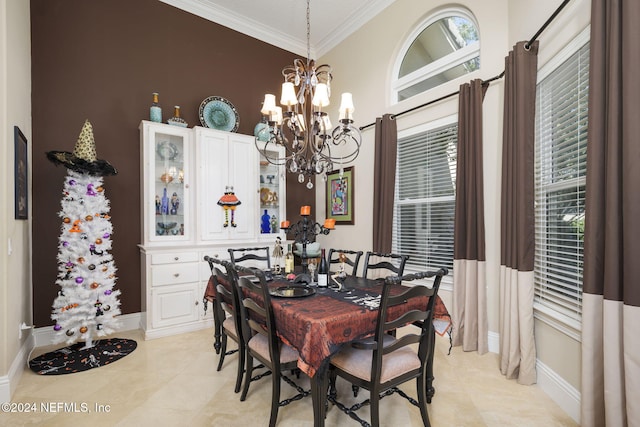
[30, 0, 314, 327]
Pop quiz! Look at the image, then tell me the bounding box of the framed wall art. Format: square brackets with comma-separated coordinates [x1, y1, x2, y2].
[326, 166, 354, 225]
[14, 126, 28, 220]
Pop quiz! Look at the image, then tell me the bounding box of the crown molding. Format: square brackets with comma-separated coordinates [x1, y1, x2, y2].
[159, 0, 395, 58]
[315, 0, 395, 57]
[159, 0, 310, 57]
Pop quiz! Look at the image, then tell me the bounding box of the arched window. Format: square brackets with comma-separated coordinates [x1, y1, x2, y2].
[392, 8, 480, 103]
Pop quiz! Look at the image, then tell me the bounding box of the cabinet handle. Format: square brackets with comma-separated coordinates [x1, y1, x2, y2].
[174, 273, 180, 278]
[174, 257, 179, 261]
[195, 300, 199, 306]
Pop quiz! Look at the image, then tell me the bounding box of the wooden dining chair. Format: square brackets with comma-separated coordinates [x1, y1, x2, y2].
[362, 251, 409, 279]
[327, 248, 363, 276]
[228, 247, 271, 270]
[328, 268, 448, 427]
[204, 255, 245, 393]
[232, 264, 310, 427]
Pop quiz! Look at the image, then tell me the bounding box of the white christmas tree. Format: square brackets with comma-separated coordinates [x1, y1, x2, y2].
[47, 120, 120, 349]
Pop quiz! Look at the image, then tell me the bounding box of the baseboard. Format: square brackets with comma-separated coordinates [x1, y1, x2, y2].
[536, 358, 581, 424]
[32, 312, 143, 348]
[486, 330, 580, 424]
[488, 330, 500, 353]
[1, 312, 143, 403]
[0, 332, 35, 403]
[143, 318, 214, 340]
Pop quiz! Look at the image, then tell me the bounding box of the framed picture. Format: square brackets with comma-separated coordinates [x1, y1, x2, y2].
[14, 126, 28, 220]
[326, 166, 354, 225]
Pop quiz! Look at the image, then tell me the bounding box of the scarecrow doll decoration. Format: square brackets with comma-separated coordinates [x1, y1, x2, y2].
[217, 186, 241, 227]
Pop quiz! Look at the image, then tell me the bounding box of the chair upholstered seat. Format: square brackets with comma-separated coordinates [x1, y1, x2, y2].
[222, 316, 238, 341]
[248, 334, 300, 364]
[232, 264, 310, 427]
[330, 341, 420, 383]
[204, 256, 245, 394]
[328, 268, 448, 427]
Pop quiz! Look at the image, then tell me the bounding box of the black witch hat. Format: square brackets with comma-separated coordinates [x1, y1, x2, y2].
[47, 120, 117, 176]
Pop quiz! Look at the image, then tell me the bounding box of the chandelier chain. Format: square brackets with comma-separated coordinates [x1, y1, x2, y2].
[306, 0, 311, 63]
[256, 0, 362, 189]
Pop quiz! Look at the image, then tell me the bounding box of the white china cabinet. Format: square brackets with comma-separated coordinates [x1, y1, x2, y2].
[139, 121, 286, 339]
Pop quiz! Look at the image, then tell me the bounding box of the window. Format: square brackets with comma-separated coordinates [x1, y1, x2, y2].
[534, 29, 589, 326]
[392, 8, 480, 103]
[393, 117, 457, 275]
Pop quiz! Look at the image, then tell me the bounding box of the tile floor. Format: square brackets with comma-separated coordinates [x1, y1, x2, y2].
[4, 328, 578, 426]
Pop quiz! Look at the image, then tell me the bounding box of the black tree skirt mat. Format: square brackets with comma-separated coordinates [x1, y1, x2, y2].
[29, 338, 136, 375]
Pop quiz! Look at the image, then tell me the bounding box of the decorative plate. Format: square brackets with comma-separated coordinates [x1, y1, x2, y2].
[156, 141, 178, 161]
[198, 96, 239, 132]
[260, 188, 271, 204]
[270, 285, 316, 298]
[254, 120, 271, 142]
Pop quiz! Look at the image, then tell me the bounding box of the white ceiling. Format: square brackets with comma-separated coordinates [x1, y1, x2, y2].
[160, 0, 396, 58]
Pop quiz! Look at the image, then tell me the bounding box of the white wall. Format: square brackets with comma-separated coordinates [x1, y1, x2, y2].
[317, 0, 509, 327]
[317, 0, 591, 421]
[0, 0, 32, 402]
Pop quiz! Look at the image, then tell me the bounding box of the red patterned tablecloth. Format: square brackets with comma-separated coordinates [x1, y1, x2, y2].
[209, 275, 451, 378]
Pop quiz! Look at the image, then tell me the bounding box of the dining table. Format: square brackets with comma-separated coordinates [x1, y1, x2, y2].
[210, 272, 451, 427]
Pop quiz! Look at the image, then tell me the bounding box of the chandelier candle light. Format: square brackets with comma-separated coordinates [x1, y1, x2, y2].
[257, 0, 362, 189]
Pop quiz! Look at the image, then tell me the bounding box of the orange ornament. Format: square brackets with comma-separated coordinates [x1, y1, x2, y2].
[79, 326, 88, 334]
[69, 219, 83, 233]
[77, 257, 85, 264]
[85, 215, 93, 221]
[95, 238, 103, 245]
[63, 217, 71, 224]
[90, 282, 99, 289]
[96, 186, 104, 192]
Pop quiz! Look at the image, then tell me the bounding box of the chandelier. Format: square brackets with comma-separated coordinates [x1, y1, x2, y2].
[256, 0, 362, 189]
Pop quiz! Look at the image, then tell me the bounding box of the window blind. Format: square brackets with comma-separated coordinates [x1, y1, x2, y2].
[393, 123, 457, 273]
[534, 41, 589, 323]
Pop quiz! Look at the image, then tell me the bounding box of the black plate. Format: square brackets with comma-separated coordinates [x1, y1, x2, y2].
[270, 285, 316, 298]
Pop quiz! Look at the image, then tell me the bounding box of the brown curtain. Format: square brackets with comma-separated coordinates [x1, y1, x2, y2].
[581, 0, 640, 425]
[372, 114, 397, 253]
[498, 41, 538, 385]
[452, 79, 488, 353]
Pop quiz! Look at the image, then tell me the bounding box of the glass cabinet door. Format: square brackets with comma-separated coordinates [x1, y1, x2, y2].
[258, 150, 284, 236]
[144, 123, 192, 243]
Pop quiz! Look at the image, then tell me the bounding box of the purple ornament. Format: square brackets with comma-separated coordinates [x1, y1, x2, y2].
[103, 233, 111, 239]
[104, 289, 112, 296]
[69, 179, 76, 185]
[63, 241, 69, 247]
[75, 277, 84, 284]
[86, 184, 97, 196]
[53, 324, 62, 331]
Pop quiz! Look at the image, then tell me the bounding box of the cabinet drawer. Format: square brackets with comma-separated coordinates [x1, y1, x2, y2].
[151, 263, 199, 286]
[151, 251, 199, 265]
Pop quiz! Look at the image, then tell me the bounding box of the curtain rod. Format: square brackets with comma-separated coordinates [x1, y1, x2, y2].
[359, 0, 573, 132]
